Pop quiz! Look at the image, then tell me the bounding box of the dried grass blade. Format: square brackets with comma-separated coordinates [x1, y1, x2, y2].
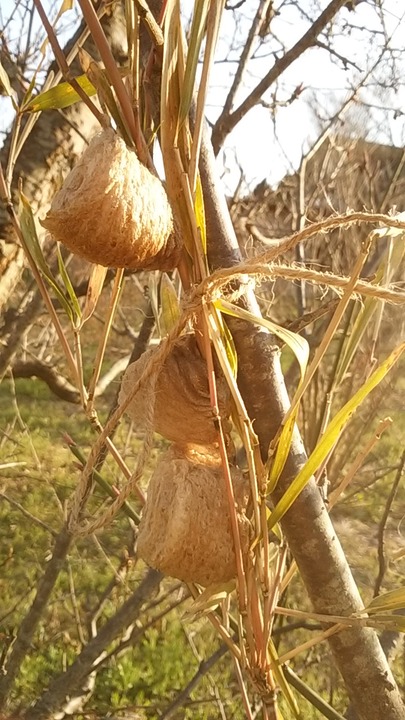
[80, 264, 108, 328]
[184, 582, 235, 620]
[0, 59, 14, 98]
[188, 0, 225, 191]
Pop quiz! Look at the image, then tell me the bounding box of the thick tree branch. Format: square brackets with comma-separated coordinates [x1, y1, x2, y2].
[9, 355, 135, 404]
[198, 124, 405, 719]
[211, 0, 348, 154]
[0, 526, 73, 707]
[10, 358, 80, 403]
[25, 569, 162, 720]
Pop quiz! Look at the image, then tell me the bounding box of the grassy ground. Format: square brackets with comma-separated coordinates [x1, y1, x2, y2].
[1, 279, 404, 717]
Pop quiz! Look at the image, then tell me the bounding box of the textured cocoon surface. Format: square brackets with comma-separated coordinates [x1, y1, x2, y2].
[41, 128, 180, 270]
[137, 444, 250, 586]
[119, 334, 232, 445]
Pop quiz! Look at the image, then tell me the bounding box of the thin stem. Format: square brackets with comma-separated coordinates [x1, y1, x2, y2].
[373, 450, 405, 598]
[32, 0, 105, 124]
[78, 0, 141, 151]
[87, 269, 124, 410]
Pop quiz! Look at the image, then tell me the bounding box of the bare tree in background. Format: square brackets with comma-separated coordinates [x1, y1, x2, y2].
[0, 1, 405, 719]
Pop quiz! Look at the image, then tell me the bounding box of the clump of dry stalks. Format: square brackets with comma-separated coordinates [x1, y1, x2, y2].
[42, 128, 181, 270]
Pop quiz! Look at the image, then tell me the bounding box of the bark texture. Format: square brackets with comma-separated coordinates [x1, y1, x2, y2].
[199, 125, 405, 720]
[25, 569, 161, 720]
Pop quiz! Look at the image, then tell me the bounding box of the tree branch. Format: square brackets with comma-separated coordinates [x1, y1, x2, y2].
[211, 0, 349, 154]
[10, 358, 80, 403]
[0, 526, 73, 707]
[198, 120, 405, 719]
[25, 569, 162, 720]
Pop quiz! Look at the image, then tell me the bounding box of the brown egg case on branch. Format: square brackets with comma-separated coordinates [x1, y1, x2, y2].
[41, 128, 181, 270]
[137, 443, 250, 586]
[119, 333, 232, 445]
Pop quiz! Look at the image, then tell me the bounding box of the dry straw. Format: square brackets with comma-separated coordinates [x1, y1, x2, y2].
[119, 332, 232, 445]
[42, 128, 181, 270]
[137, 443, 250, 586]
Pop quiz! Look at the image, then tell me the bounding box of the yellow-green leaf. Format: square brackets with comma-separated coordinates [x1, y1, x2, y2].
[18, 191, 74, 320]
[80, 264, 108, 328]
[268, 341, 405, 530]
[268, 638, 300, 718]
[195, 172, 207, 254]
[160, 273, 180, 335]
[216, 299, 309, 380]
[267, 411, 298, 493]
[365, 587, 405, 614]
[22, 75, 96, 113]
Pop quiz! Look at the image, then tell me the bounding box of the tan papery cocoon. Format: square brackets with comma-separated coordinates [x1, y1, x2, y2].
[137, 444, 250, 586]
[119, 334, 232, 445]
[42, 128, 181, 270]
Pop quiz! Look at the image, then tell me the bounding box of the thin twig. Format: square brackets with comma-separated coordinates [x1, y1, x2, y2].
[373, 450, 405, 597]
[32, 0, 105, 124]
[0, 492, 57, 536]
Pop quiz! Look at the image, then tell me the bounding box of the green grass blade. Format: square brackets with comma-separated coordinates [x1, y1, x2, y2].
[268, 341, 405, 529]
[22, 74, 96, 112]
[336, 229, 405, 386]
[18, 191, 74, 321]
[365, 587, 405, 614]
[284, 666, 346, 720]
[67, 439, 140, 523]
[268, 638, 300, 718]
[57, 246, 81, 323]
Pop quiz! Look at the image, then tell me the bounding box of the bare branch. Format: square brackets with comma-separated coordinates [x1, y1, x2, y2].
[212, 0, 349, 154]
[0, 526, 73, 706]
[26, 569, 162, 720]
